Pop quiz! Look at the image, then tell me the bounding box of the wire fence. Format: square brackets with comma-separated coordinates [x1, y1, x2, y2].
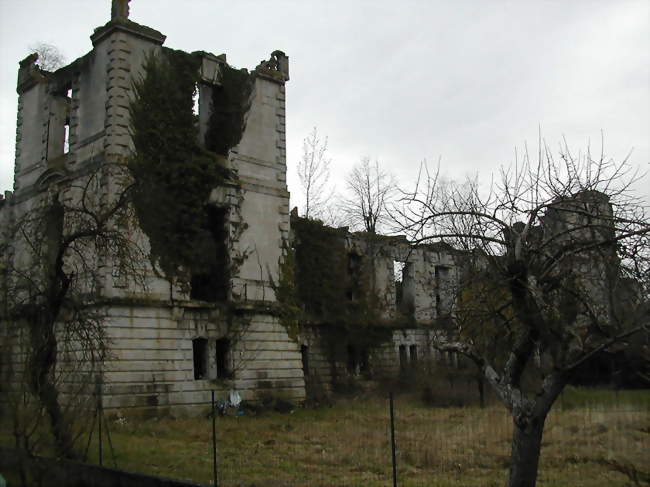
[17, 387, 648, 487]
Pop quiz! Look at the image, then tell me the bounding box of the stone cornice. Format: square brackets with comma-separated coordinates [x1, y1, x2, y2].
[91, 19, 166, 46]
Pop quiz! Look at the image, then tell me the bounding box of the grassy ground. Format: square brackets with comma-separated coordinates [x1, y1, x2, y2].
[1, 388, 648, 486]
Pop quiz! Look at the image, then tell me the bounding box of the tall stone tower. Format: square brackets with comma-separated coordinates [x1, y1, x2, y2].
[4, 0, 305, 411]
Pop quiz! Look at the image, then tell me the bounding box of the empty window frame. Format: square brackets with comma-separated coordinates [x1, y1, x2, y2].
[301, 344, 309, 376]
[347, 253, 363, 301]
[394, 260, 406, 307]
[47, 85, 72, 160]
[215, 337, 231, 379]
[398, 344, 408, 370]
[398, 262, 415, 315]
[347, 344, 358, 374]
[409, 344, 418, 363]
[192, 337, 208, 380]
[434, 265, 450, 317]
[190, 206, 229, 302]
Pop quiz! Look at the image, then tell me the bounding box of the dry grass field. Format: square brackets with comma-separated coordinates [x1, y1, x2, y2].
[2, 388, 649, 486]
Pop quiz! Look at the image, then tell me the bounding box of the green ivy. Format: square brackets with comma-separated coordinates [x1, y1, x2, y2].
[205, 65, 253, 156]
[128, 49, 250, 287]
[290, 216, 393, 351]
[270, 241, 302, 342]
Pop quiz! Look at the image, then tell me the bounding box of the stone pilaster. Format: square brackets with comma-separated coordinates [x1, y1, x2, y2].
[103, 32, 133, 162]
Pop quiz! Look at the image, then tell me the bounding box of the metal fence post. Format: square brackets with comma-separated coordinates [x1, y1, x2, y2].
[389, 391, 397, 487]
[212, 390, 219, 487]
[97, 378, 103, 466]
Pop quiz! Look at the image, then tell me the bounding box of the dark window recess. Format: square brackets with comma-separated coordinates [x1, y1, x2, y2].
[347, 253, 362, 301]
[347, 344, 358, 374]
[192, 338, 208, 380]
[399, 262, 415, 315]
[359, 348, 370, 375]
[347, 345, 370, 375]
[301, 345, 309, 376]
[399, 345, 408, 369]
[434, 265, 450, 316]
[409, 344, 418, 363]
[190, 206, 229, 302]
[215, 338, 231, 379]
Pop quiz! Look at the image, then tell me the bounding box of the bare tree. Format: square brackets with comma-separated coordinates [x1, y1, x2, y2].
[396, 139, 650, 486]
[341, 157, 396, 234]
[29, 43, 66, 72]
[297, 127, 333, 220]
[1, 164, 145, 459]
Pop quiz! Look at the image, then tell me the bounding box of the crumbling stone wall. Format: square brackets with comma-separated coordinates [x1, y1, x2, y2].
[2, 1, 303, 411]
[287, 216, 461, 398]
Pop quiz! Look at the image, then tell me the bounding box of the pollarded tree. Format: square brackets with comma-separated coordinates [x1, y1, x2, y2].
[1, 163, 146, 458]
[395, 140, 650, 487]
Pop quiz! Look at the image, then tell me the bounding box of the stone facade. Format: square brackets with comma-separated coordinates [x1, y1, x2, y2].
[1, 2, 307, 412]
[2, 3, 624, 414]
[4, 1, 629, 416]
[1, 2, 459, 412]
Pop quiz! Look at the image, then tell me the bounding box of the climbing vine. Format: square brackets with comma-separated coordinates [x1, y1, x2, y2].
[205, 64, 253, 156]
[269, 240, 302, 342]
[288, 216, 393, 351]
[128, 49, 253, 292]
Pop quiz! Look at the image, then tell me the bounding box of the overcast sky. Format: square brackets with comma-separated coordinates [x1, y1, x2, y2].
[0, 0, 648, 209]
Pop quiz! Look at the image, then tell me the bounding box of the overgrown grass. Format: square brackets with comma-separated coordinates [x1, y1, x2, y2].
[1, 388, 648, 486]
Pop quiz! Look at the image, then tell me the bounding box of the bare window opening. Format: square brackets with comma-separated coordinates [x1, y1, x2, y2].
[397, 262, 415, 315]
[63, 88, 72, 154]
[301, 345, 309, 376]
[63, 123, 70, 154]
[434, 265, 450, 317]
[409, 344, 418, 363]
[215, 338, 231, 380]
[399, 345, 408, 370]
[192, 338, 208, 380]
[192, 83, 200, 116]
[394, 260, 406, 306]
[47, 84, 72, 160]
[359, 348, 370, 375]
[347, 344, 358, 374]
[347, 345, 369, 376]
[191, 206, 229, 302]
[347, 253, 362, 301]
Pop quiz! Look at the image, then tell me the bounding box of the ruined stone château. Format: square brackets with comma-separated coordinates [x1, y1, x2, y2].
[2, 2, 625, 413]
[0, 1, 460, 411]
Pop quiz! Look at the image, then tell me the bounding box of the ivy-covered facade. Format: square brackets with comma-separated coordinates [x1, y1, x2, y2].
[1, 1, 461, 411]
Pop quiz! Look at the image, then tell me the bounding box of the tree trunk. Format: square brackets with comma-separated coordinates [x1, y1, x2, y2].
[38, 375, 75, 458]
[507, 413, 547, 487]
[28, 318, 75, 458]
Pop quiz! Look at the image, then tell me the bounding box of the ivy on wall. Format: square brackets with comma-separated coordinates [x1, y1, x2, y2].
[128, 49, 253, 292]
[205, 64, 253, 156]
[282, 216, 393, 351]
